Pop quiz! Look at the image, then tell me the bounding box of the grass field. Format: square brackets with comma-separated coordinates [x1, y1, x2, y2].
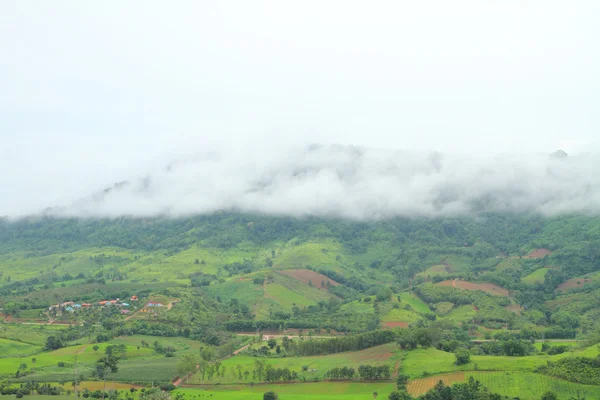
[188, 343, 400, 384]
[522, 268, 549, 284]
[401, 345, 600, 378]
[416, 265, 451, 280]
[468, 372, 600, 400]
[0, 338, 41, 357]
[177, 382, 396, 400]
[398, 293, 430, 313]
[0, 323, 68, 346]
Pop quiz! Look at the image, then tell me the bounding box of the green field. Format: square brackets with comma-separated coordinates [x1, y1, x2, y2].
[522, 268, 549, 284]
[188, 343, 400, 384]
[468, 372, 600, 400]
[401, 345, 600, 378]
[177, 382, 396, 400]
[416, 265, 451, 279]
[0, 338, 41, 358]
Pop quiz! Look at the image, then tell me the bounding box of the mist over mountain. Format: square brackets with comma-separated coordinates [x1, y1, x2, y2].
[32, 145, 600, 220]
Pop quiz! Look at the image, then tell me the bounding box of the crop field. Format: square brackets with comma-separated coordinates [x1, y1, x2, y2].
[435, 280, 509, 297]
[398, 292, 430, 313]
[416, 264, 451, 279]
[0, 342, 155, 376]
[0, 323, 68, 345]
[522, 268, 549, 284]
[380, 308, 422, 324]
[557, 272, 599, 292]
[110, 335, 204, 354]
[407, 372, 465, 396]
[524, 248, 553, 258]
[273, 241, 346, 272]
[467, 372, 600, 400]
[110, 357, 180, 382]
[401, 345, 600, 378]
[279, 269, 340, 291]
[177, 382, 396, 399]
[495, 258, 523, 271]
[188, 343, 399, 384]
[0, 338, 41, 357]
[442, 305, 477, 322]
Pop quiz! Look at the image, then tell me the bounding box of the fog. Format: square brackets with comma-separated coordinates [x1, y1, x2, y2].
[31, 145, 597, 220]
[1, 1, 599, 219]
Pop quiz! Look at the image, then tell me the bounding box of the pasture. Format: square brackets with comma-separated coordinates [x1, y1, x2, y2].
[522, 268, 549, 284]
[188, 343, 400, 384]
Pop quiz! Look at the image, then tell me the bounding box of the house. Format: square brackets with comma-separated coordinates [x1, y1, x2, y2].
[147, 302, 163, 307]
[74, 304, 82, 308]
[65, 306, 74, 312]
[99, 300, 109, 305]
[120, 303, 129, 307]
[130, 296, 138, 301]
[62, 301, 75, 307]
[120, 310, 130, 314]
[82, 303, 92, 307]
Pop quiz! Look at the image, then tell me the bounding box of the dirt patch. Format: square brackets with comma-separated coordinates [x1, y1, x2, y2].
[408, 372, 465, 396]
[279, 269, 340, 291]
[557, 276, 593, 291]
[436, 279, 509, 297]
[524, 248, 553, 258]
[382, 321, 409, 329]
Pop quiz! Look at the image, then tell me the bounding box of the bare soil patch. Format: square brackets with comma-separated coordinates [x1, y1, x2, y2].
[557, 276, 593, 291]
[436, 279, 509, 296]
[524, 248, 553, 258]
[408, 372, 465, 396]
[279, 269, 340, 291]
[382, 321, 409, 329]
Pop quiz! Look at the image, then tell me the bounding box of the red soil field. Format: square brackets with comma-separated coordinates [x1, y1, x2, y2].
[408, 372, 465, 396]
[436, 279, 510, 296]
[557, 276, 592, 291]
[279, 269, 340, 291]
[524, 248, 553, 258]
[381, 321, 409, 329]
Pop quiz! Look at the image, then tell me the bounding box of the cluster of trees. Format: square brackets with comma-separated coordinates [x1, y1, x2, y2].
[264, 365, 298, 382]
[474, 339, 536, 357]
[289, 330, 397, 356]
[541, 343, 570, 355]
[357, 365, 391, 380]
[536, 357, 600, 385]
[324, 367, 356, 380]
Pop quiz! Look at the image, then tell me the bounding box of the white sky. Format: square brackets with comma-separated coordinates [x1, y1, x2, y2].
[1, 1, 599, 216]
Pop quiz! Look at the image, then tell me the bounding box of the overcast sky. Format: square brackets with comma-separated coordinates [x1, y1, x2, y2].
[1, 1, 599, 217]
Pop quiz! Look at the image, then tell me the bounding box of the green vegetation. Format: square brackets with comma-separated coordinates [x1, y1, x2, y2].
[1, 213, 600, 398]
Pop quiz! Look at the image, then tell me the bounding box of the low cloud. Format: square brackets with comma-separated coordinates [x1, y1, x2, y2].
[36, 145, 600, 220]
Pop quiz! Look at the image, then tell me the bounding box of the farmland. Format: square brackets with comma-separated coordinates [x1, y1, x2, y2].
[435, 280, 510, 297]
[1, 214, 600, 398]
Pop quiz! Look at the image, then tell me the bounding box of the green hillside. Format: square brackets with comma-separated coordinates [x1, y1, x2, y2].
[1, 213, 600, 399]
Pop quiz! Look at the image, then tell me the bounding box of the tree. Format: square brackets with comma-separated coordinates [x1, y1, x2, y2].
[455, 348, 470, 365]
[263, 391, 278, 400]
[397, 374, 410, 390]
[267, 338, 277, 349]
[45, 336, 64, 350]
[389, 391, 412, 400]
[95, 355, 119, 400]
[542, 392, 558, 400]
[93, 345, 100, 352]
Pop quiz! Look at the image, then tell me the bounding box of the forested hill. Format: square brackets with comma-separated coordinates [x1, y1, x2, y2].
[1, 213, 600, 267]
[1, 212, 600, 335]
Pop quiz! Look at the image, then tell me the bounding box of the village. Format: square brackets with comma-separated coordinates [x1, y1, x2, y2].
[47, 295, 167, 318]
